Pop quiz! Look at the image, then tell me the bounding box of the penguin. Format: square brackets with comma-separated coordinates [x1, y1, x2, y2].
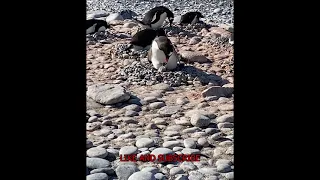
[134, 6, 174, 29]
[126, 28, 166, 51]
[86, 19, 110, 35]
[148, 36, 179, 72]
[180, 11, 204, 25]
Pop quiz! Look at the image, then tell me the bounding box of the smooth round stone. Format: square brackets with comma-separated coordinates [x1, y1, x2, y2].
[149, 102, 166, 109]
[184, 138, 196, 148]
[141, 167, 159, 174]
[204, 96, 219, 101]
[87, 173, 108, 180]
[217, 122, 234, 129]
[119, 146, 138, 156]
[173, 147, 183, 152]
[217, 163, 232, 173]
[215, 159, 233, 166]
[163, 141, 182, 149]
[175, 117, 191, 126]
[210, 132, 224, 140]
[116, 164, 139, 180]
[136, 138, 155, 148]
[181, 148, 200, 154]
[216, 114, 233, 123]
[205, 176, 218, 180]
[125, 110, 139, 117]
[219, 140, 233, 147]
[144, 96, 158, 103]
[139, 147, 149, 152]
[182, 127, 200, 133]
[188, 171, 204, 180]
[154, 173, 165, 180]
[90, 168, 115, 175]
[180, 161, 196, 171]
[213, 147, 226, 156]
[154, 118, 167, 125]
[87, 157, 110, 169]
[102, 120, 112, 126]
[197, 138, 209, 147]
[87, 147, 108, 158]
[205, 128, 219, 135]
[87, 140, 94, 149]
[176, 97, 189, 105]
[166, 164, 175, 169]
[88, 116, 99, 122]
[166, 125, 184, 131]
[198, 168, 219, 176]
[170, 167, 184, 176]
[175, 174, 188, 180]
[128, 171, 155, 180]
[124, 104, 142, 111]
[164, 131, 180, 136]
[157, 106, 181, 116]
[190, 114, 211, 127]
[224, 172, 234, 179]
[151, 148, 174, 160]
[107, 149, 119, 157]
[137, 151, 150, 159]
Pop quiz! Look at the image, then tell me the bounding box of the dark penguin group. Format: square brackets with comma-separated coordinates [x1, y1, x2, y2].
[86, 6, 206, 72]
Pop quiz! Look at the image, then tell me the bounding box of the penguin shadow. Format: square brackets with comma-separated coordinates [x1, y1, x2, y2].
[175, 63, 223, 86]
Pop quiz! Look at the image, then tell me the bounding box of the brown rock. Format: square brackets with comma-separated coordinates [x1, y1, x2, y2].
[180, 51, 209, 63]
[201, 86, 234, 97]
[208, 27, 231, 38]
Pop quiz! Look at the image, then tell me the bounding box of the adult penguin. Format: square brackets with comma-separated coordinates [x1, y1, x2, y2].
[134, 6, 174, 29]
[126, 28, 166, 51]
[147, 36, 179, 72]
[86, 19, 110, 34]
[180, 11, 204, 25]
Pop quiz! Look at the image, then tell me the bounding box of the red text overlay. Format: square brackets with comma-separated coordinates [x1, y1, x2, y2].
[120, 154, 200, 162]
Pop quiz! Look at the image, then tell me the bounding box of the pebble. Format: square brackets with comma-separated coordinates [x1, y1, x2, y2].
[205, 176, 218, 180]
[124, 104, 142, 111]
[205, 128, 219, 135]
[184, 138, 196, 148]
[209, 132, 224, 140]
[153, 118, 167, 125]
[149, 102, 166, 110]
[163, 141, 182, 149]
[170, 167, 184, 176]
[119, 146, 138, 156]
[141, 167, 159, 174]
[86, 173, 108, 180]
[217, 163, 232, 173]
[136, 138, 155, 148]
[116, 164, 139, 180]
[180, 161, 196, 171]
[197, 137, 209, 147]
[182, 127, 200, 133]
[198, 168, 219, 176]
[188, 171, 204, 180]
[154, 173, 166, 180]
[87, 147, 108, 158]
[90, 168, 115, 175]
[151, 148, 174, 160]
[204, 96, 219, 101]
[224, 172, 234, 179]
[125, 110, 139, 117]
[213, 8, 222, 13]
[87, 157, 110, 169]
[181, 148, 200, 154]
[190, 114, 211, 127]
[144, 96, 158, 103]
[189, 37, 201, 45]
[175, 174, 188, 180]
[176, 97, 189, 105]
[157, 106, 181, 116]
[88, 116, 99, 122]
[87, 84, 130, 105]
[128, 171, 155, 180]
[106, 13, 124, 23]
[216, 114, 234, 123]
[173, 147, 184, 151]
[218, 122, 234, 129]
[87, 140, 94, 149]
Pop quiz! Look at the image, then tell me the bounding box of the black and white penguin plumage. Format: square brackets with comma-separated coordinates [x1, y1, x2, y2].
[135, 6, 174, 29]
[148, 36, 179, 72]
[180, 12, 204, 25]
[86, 19, 110, 35]
[126, 28, 166, 51]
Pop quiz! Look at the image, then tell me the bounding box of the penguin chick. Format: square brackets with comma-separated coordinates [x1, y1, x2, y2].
[134, 6, 174, 29]
[86, 19, 110, 35]
[148, 36, 179, 72]
[180, 11, 204, 25]
[126, 28, 166, 51]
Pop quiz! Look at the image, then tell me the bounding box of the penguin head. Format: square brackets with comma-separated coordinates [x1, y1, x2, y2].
[156, 28, 167, 37]
[154, 36, 174, 62]
[196, 12, 204, 18]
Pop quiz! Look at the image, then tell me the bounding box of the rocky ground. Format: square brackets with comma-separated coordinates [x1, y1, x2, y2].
[86, 1, 234, 180]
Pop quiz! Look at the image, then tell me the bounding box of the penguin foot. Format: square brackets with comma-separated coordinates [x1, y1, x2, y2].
[158, 66, 167, 72]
